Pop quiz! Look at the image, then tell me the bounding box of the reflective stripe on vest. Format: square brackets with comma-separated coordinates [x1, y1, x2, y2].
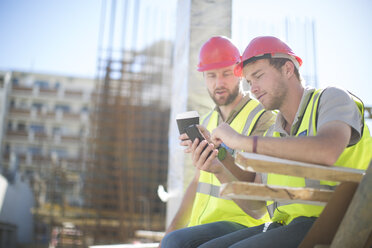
[197, 182, 220, 198]
[264, 88, 372, 225]
[201, 111, 214, 126]
[188, 99, 270, 227]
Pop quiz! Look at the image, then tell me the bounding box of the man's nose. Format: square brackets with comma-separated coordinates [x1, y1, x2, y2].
[216, 75, 225, 87]
[250, 82, 259, 95]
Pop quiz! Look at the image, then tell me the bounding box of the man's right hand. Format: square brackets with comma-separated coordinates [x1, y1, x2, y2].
[211, 122, 243, 150]
[190, 138, 221, 174]
[179, 125, 212, 153]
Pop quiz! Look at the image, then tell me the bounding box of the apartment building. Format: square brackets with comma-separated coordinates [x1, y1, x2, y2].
[0, 70, 94, 243]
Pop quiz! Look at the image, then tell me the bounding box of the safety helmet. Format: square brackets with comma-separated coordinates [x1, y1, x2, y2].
[197, 36, 241, 72]
[234, 36, 302, 76]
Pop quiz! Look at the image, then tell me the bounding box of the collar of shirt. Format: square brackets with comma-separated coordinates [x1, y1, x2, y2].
[214, 93, 252, 125]
[273, 86, 316, 136]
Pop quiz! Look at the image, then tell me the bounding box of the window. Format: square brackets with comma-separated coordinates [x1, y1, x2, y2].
[28, 147, 42, 155]
[17, 123, 26, 131]
[81, 106, 89, 114]
[50, 149, 68, 159]
[32, 102, 43, 110]
[14, 145, 27, 154]
[5, 144, 10, 154]
[55, 104, 70, 113]
[19, 101, 28, 110]
[29, 124, 45, 133]
[52, 127, 62, 135]
[34, 80, 49, 89]
[12, 77, 19, 86]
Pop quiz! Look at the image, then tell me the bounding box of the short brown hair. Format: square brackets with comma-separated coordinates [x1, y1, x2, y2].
[243, 55, 301, 81]
[269, 58, 301, 81]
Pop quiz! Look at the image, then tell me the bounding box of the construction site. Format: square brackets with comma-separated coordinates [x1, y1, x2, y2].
[0, 0, 372, 247]
[0, 0, 174, 246]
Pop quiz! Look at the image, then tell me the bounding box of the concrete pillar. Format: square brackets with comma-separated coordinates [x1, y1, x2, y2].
[0, 72, 11, 172]
[166, 0, 232, 227]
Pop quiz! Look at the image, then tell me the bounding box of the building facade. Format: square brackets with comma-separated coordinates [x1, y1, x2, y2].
[0, 70, 94, 245]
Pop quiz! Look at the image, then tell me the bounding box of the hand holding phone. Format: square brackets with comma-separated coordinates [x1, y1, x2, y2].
[185, 124, 215, 158]
[185, 124, 232, 162]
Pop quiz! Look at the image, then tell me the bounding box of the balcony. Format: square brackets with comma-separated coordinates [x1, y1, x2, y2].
[11, 85, 90, 102]
[8, 107, 88, 122]
[5, 130, 83, 145]
[2, 153, 85, 173]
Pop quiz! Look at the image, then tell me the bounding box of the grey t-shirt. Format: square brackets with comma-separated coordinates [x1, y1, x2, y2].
[269, 86, 362, 145]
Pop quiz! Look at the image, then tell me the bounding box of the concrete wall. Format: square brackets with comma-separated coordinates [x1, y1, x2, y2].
[166, 0, 232, 227]
[0, 174, 34, 244]
[0, 72, 11, 170]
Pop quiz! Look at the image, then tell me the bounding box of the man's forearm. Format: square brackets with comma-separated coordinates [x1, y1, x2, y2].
[236, 122, 351, 166]
[165, 211, 190, 234]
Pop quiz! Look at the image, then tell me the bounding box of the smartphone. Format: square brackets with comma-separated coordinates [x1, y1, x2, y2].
[185, 124, 205, 143]
[185, 124, 213, 157]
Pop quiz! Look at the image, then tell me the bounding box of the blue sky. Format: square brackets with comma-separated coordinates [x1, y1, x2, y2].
[0, 0, 177, 78]
[233, 0, 372, 128]
[0, 0, 101, 77]
[0, 0, 371, 114]
[233, 0, 372, 104]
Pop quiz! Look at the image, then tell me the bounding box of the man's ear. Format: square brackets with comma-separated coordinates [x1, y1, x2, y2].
[283, 61, 295, 78]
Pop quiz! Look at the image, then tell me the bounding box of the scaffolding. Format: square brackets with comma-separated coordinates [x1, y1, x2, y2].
[0, 0, 175, 246]
[82, 0, 174, 244]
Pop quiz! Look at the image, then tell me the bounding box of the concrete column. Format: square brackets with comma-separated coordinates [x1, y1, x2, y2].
[166, 0, 232, 227]
[0, 72, 11, 171]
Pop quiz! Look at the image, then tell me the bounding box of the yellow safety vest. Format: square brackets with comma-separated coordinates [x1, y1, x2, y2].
[267, 88, 372, 225]
[188, 99, 271, 227]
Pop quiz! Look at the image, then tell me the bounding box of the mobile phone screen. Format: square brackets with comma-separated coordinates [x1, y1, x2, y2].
[185, 124, 214, 157]
[185, 124, 205, 143]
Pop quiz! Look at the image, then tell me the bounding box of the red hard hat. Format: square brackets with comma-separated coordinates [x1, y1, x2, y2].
[197, 36, 241, 72]
[234, 36, 302, 76]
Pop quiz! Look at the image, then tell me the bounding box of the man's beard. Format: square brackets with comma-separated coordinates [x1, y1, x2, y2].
[209, 84, 240, 106]
[262, 78, 288, 111]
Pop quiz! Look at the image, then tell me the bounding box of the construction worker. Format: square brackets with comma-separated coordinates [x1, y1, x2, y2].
[200, 36, 372, 247]
[160, 36, 276, 248]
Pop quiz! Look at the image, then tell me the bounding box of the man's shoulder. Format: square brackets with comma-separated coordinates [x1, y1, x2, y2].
[316, 86, 363, 144]
[320, 86, 352, 100]
[317, 86, 358, 113]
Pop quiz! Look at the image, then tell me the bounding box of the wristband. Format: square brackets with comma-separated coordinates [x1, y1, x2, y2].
[217, 146, 227, 161]
[252, 136, 258, 153]
[218, 143, 235, 161]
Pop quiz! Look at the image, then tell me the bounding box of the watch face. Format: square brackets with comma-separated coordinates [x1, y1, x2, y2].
[217, 147, 227, 161]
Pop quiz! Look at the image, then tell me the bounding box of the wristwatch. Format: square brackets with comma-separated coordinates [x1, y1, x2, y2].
[217, 143, 234, 161]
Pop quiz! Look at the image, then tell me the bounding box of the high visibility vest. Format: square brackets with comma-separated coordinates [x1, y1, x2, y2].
[188, 99, 271, 227]
[266, 88, 372, 225]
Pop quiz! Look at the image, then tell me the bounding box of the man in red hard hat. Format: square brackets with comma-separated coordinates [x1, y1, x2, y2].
[160, 36, 275, 247]
[206, 36, 372, 247]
